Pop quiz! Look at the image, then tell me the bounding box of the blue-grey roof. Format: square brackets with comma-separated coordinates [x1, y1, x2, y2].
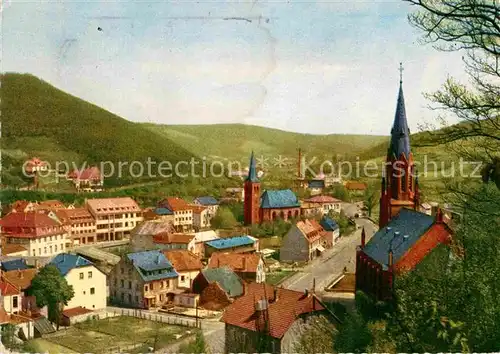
[205, 235, 255, 250]
[201, 267, 243, 297]
[126, 250, 178, 282]
[388, 84, 411, 159]
[246, 151, 259, 183]
[320, 216, 339, 231]
[195, 196, 219, 206]
[308, 180, 325, 189]
[50, 253, 93, 276]
[260, 189, 300, 209]
[364, 208, 435, 267]
[154, 207, 173, 215]
[2, 259, 29, 272]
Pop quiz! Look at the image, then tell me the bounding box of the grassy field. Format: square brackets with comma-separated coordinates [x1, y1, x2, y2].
[266, 270, 297, 285]
[24, 338, 76, 354]
[41, 316, 191, 354]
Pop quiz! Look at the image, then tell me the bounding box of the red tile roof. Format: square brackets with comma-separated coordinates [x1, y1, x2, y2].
[68, 167, 101, 181]
[86, 197, 140, 215]
[10, 200, 34, 213]
[0, 280, 20, 296]
[189, 205, 207, 214]
[163, 250, 203, 271]
[4, 269, 39, 291]
[62, 306, 93, 318]
[34, 200, 66, 211]
[304, 195, 342, 204]
[2, 243, 28, 255]
[0, 212, 63, 238]
[158, 197, 191, 211]
[55, 208, 94, 225]
[221, 283, 328, 338]
[154, 233, 194, 245]
[345, 181, 367, 191]
[296, 219, 325, 243]
[208, 253, 261, 273]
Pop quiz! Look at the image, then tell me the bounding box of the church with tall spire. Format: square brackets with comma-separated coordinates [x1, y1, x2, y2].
[379, 63, 419, 229]
[355, 64, 452, 302]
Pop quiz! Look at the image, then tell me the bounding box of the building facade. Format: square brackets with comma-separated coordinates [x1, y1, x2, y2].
[50, 254, 107, 311]
[108, 250, 179, 309]
[86, 197, 143, 242]
[55, 208, 97, 246]
[163, 250, 203, 289]
[157, 198, 193, 232]
[208, 252, 266, 283]
[280, 219, 326, 263]
[0, 211, 68, 257]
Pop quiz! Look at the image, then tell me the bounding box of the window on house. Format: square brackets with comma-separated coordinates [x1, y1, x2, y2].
[181, 275, 185, 281]
[79, 272, 84, 280]
[55, 245, 58, 252]
[90, 287, 95, 295]
[88, 271, 93, 279]
[128, 281, 132, 289]
[121, 279, 124, 288]
[44, 247, 47, 254]
[144, 285, 149, 292]
[166, 280, 169, 288]
[13, 296, 18, 308]
[38, 248, 41, 255]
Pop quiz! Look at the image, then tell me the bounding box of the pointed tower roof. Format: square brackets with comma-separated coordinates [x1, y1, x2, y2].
[388, 63, 411, 159]
[246, 151, 259, 183]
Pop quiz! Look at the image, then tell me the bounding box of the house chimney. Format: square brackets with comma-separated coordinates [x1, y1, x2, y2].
[273, 288, 278, 302]
[388, 249, 394, 268]
[430, 202, 439, 217]
[435, 208, 444, 223]
[242, 256, 246, 270]
[304, 289, 309, 297]
[361, 227, 366, 248]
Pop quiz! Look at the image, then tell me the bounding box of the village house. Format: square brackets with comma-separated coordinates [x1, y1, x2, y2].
[55, 208, 97, 246]
[280, 219, 328, 263]
[67, 166, 104, 192]
[191, 230, 219, 258]
[222, 282, 341, 354]
[1, 243, 29, 257]
[0, 280, 22, 314]
[60, 306, 97, 326]
[190, 205, 211, 231]
[0, 211, 68, 257]
[345, 181, 367, 198]
[208, 252, 266, 283]
[9, 201, 36, 213]
[303, 195, 342, 215]
[3, 268, 39, 313]
[320, 216, 340, 245]
[192, 267, 244, 310]
[193, 196, 219, 218]
[130, 220, 175, 252]
[108, 250, 179, 309]
[153, 232, 196, 253]
[34, 200, 66, 211]
[299, 201, 324, 218]
[204, 235, 258, 258]
[85, 197, 143, 242]
[157, 197, 193, 232]
[49, 253, 107, 311]
[307, 179, 325, 196]
[142, 207, 175, 223]
[163, 250, 203, 289]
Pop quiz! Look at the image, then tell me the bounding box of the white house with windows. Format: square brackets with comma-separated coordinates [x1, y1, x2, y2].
[0, 211, 68, 257]
[49, 253, 107, 311]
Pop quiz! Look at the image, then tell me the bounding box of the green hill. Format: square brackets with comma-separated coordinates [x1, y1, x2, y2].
[1, 73, 197, 187]
[143, 123, 388, 163]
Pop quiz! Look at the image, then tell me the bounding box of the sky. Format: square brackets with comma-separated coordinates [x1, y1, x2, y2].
[2, 0, 468, 135]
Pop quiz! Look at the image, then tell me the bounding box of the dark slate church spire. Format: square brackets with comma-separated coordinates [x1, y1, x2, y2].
[246, 151, 259, 182]
[388, 63, 411, 159]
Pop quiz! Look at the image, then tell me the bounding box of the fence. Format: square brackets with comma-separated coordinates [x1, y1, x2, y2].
[106, 307, 201, 328]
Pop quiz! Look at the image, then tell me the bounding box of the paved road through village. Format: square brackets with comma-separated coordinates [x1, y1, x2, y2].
[280, 202, 378, 294]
